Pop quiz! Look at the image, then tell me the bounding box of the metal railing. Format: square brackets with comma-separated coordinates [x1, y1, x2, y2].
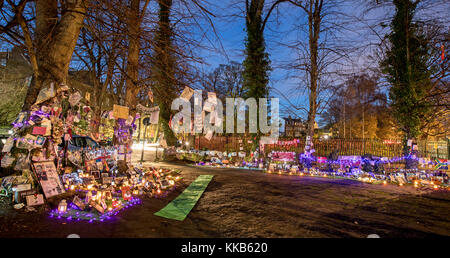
[190, 135, 449, 159]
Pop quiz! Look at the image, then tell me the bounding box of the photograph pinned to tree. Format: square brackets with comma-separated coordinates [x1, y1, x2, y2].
[180, 86, 194, 101]
[34, 136, 46, 148]
[1, 137, 14, 152]
[31, 126, 47, 135]
[1, 154, 15, 168]
[16, 134, 36, 149]
[34, 83, 55, 106]
[14, 153, 30, 171]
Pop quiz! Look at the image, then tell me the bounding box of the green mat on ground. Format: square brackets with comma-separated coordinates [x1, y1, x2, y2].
[154, 175, 214, 221]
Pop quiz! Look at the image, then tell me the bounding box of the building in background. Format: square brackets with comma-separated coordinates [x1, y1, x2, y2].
[283, 116, 306, 137]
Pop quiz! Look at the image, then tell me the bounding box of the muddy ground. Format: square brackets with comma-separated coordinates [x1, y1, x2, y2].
[1, 161, 449, 238]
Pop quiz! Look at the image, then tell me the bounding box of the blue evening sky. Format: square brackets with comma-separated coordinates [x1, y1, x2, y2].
[186, 0, 393, 129]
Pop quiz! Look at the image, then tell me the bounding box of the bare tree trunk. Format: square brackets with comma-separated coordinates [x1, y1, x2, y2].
[124, 0, 141, 115]
[306, 0, 322, 140]
[22, 0, 87, 111]
[154, 0, 178, 147]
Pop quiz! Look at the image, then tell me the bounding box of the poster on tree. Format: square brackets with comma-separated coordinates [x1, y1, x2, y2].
[150, 107, 160, 125]
[113, 104, 129, 119]
[207, 92, 217, 104]
[180, 86, 194, 101]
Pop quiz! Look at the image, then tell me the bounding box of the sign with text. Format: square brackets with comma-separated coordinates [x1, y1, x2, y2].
[32, 161, 65, 199]
[113, 104, 129, 120]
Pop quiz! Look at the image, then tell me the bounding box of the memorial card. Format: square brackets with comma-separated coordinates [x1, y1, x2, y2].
[32, 161, 65, 198]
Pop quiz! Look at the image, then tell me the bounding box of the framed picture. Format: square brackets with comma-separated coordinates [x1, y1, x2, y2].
[18, 189, 38, 203]
[72, 195, 85, 210]
[26, 194, 45, 206]
[32, 161, 65, 198]
[102, 177, 113, 184]
[16, 137, 34, 149]
[82, 176, 95, 185]
[34, 136, 46, 147]
[33, 163, 48, 181]
[96, 161, 104, 171]
[67, 151, 82, 166]
[85, 160, 98, 172]
[91, 171, 100, 179]
[121, 186, 131, 201]
[114, 177, 126, 184]
[89, 200, 105, 214]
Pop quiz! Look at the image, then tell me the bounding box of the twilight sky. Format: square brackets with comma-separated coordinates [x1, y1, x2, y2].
[186, 0, 448, 128]
[186, 0, 390, 128]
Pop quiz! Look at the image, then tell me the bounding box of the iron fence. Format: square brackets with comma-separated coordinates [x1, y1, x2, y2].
[190, 135, 449, 159]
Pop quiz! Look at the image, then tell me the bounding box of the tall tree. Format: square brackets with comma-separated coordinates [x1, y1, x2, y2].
[283, 0, 359, 143]
[243, 0, 271, 100]
[321, 73, 397, 139]
[288, 0, 324, 142]
[242, 0, 286, 149]
[0, 0, 87, 111]
[73, 6, 123, 134]
[124, 0, 150, 114]
[203, 61, 246, 101]
[152, 0, 178, 146]
[380, 0, 434, 157]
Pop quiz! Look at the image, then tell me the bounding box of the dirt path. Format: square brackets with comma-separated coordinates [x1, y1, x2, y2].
[1, 161, 449, 238]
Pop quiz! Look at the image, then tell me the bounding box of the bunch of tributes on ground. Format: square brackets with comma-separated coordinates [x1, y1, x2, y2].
[51, 165, 181, 222]
[263, 151, 449, 190]
[178, 149, 264, 170]
[182, 138, 449, 190]
[0, 82, 182, 220]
